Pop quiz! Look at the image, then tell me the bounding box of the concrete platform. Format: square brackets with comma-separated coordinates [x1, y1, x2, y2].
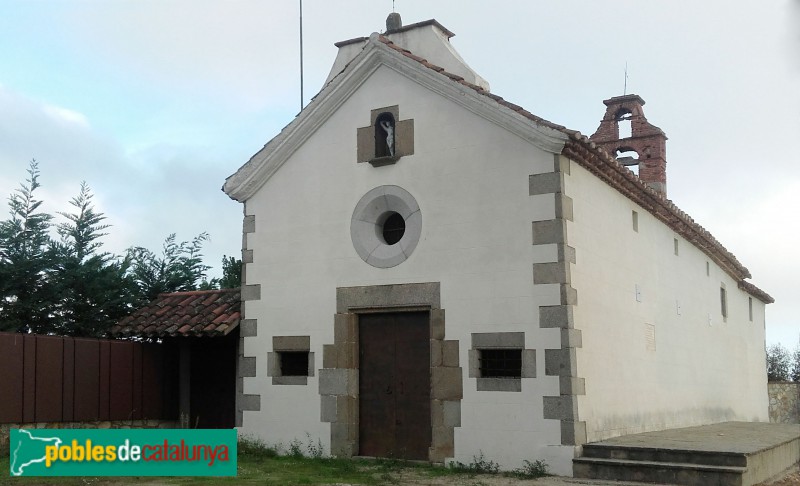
[574, 422, 800, 486]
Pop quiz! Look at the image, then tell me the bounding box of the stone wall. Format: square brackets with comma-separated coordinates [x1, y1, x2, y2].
[768, 382, 800, 423]
[0, 419, 179, 454]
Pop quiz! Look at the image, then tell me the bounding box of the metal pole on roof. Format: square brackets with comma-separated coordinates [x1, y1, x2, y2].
[624, 62, 628, 95]
[300, 0, 304, 110]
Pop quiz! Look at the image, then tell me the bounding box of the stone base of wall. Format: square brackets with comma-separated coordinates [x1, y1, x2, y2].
[768, 382, 800, 424]
[0, 420, 180, 454]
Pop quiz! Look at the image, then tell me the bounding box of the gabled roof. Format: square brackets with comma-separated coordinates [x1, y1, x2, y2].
[111, 289, 241, 338]
[223, 28, 772, 304]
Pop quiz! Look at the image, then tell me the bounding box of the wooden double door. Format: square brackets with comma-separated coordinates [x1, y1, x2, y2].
[358, 312, 431, 460]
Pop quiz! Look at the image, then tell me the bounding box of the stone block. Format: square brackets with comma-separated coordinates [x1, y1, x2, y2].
[321, 395, 337, 423]
[430, 340, 443, 367]
[471, 332, 524, 348]
[337, 283, 440, 313]
[533, 262, 570, 284]
[522, 349, 536, 378]
[431, 309, 445, 340]
[242, 249, 254, 264]
[323, 344, 337, 369]
[467, 349, 479, 378]
[559, 376, 586, 395]
[477, 378, 521, 392]
[239, 394, 261, 412]
[238, 356, 256, 378]
[331, 423, 356, 452]
[561, 328, 582, 348]
[554, 154, 571, 174]
[561, 420, 587, 446]
[318, 368, 357, 397]
[266, 352, 277, 377]
[395, 119, 415, 157]
[272, 376, 307, 385]
[241, 284, 261, 302]
[431, 400, 444, 427]
[431, 426, 454, 450]
[334, 314, 357, 344]
[240, 319, 257, 337]
[560, 285, 578, 305]
[555, 194, 574, 221]
[529, 172, 562, 195]
[273, 335, 310, 351]
[543, 395, 577, 421]
[532, 219, 566, 245]
[442, 340, 459, 367]
[243, 215, 255, 234]
[337, 396, 357, 425]
[545, 347, 577, 377]
[432, 367, 463, 400]
[559, 245, 576, 264]
[539, 305, 574, 329]
[357, 126, 373, 163]
[443, 400, 461, 428]
[337, 342, 357, 369]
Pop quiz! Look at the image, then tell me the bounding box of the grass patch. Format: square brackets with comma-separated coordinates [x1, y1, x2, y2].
[1, 441, 549, 485]
[0, 437, 378, 486]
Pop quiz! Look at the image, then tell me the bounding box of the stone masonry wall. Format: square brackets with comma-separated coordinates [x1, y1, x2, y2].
[768, 382, 800, 424]
[0, 419, 179, 454]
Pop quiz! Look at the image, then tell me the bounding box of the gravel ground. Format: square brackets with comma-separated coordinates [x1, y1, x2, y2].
[369, 463, 800, 486]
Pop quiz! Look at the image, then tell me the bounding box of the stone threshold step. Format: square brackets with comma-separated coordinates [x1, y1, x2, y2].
[574, 456, 747, 474]
[581, 445, 748, 467]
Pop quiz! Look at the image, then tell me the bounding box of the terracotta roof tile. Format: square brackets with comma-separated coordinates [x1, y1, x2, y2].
[372, 34, 771, 303]
[111, 288, 241, 338]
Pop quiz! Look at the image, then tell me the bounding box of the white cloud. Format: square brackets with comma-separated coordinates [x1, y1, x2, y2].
[42, 104, 90, 128]
[0, 86, 241, 277]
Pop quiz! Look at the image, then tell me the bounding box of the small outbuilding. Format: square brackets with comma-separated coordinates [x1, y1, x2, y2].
[112, 288, 240, 429]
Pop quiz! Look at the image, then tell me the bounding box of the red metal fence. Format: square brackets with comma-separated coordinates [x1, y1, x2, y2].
[0, 332, 178, 424]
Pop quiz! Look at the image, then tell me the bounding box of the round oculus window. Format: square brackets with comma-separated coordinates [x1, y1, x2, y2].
[350, 185, 421, 268]
[381, 212, 405, 245]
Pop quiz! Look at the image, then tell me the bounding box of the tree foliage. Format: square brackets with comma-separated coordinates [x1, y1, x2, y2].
[127, 233, 213, 303]
[0, 161, 56, 333]
[0, 161, 227, 337]
[49, 182, 138, 336]
[219, 255, 242, 289]
[767, 344, 792, 382]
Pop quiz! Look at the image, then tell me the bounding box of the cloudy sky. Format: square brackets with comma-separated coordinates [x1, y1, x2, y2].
[1, 1, 798, 346]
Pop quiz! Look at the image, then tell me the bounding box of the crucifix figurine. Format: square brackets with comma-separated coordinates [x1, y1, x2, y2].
[380, 120, 395, 156]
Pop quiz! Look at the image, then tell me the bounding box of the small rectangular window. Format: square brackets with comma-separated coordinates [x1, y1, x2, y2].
[749, 297, 753, 322]
[720, 287, 728, 320]
[280, 351, 310, 376]
[632, 210, 639, 232]
[479, 349, 522, 378]
[706, 261, 710, 276]
[674, 238, 679, 256]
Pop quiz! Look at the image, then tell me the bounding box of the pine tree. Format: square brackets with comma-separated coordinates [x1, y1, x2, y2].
[0, 161, 56, 333]
[50, 182, 137, 336]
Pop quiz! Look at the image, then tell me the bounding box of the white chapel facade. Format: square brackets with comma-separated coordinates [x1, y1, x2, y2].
[224, 15, 772, 475]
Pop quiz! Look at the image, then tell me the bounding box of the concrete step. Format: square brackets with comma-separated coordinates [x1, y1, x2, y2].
[573, 456, 747, 486]
[582, 443, 748, 467]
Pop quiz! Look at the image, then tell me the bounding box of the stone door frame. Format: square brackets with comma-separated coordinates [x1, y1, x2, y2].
[319, 282, 462, 462]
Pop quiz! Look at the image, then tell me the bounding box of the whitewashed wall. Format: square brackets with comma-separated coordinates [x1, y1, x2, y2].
[239, 64, 574, 472]
[565, 161, 769, 443]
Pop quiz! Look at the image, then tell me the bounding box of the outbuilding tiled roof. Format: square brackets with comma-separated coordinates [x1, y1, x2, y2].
[111, 289, 241, 338]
